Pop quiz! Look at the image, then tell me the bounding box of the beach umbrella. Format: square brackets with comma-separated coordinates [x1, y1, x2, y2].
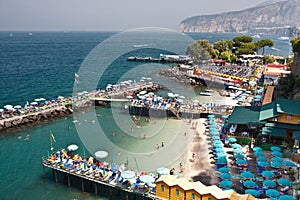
[234, 154, 245, 159]
[30, 102, 38, 106]
[271, 162, 282, 168]
[283, 160, 295, 167]
[216, 157, 227, 164]
[254, 151, 264, 157]
[212, 136, 220, 140]
[243, 180, 257, 188]
[271, 146, 281, 152]
[208, 114, 215, 118]
[67, 144, 78, 151]
[256, 157, 267, 162]
[228, 138, 237, 143]
[218, 167, 230, 173]
[271, 157, 283, 163]
[216, 153, 227, 158]
[213, 144, 223, 148]
[121, 170, 136, 179]
[236, 160, 247, 165]
[214, 148, 225, 153]
[233, 149, 244, 154]
[241, 171, 254, 179]
[266, 189, 280, 198]
[231, 143, 242, 149]
[262, 171, 275, 179]
[140, 175, 155, 183]
[279, 195, 295, 200]
[213, 140, 222, 145]
[95, 150, 108, 159]
[4, 105, 13, 110]
[210, 132, 219, 136]
[272, 151, 282, 157]
[220, 173, 232, 180]
[257, 161, 270, 167]
[156, 167, 169, 175]
[222, 115, 228, 119]
[14, 105, 22, 109]
[245, 189, 260, 197]
[219, 180, 232, 188]
[253, 146, 262, 152]
[278, 178, 291, 187]
[263, 180, 276, 188]
[209, 121, 216, 125]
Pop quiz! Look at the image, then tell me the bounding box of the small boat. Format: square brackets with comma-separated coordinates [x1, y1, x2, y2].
[278, 36, 289, 40]
[252, 34, 261, 39]
[29, 32, 33, 36]
[200, 92, 212, 96]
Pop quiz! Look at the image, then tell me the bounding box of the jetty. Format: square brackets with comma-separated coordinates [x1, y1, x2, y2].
[127, 54, 192, 64]
[42, 160, 162, 200]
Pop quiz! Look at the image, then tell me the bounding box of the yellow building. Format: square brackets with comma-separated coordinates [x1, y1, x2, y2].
[155, 175, 257, 200]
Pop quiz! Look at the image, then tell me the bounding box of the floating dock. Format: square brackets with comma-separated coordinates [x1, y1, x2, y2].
[127, 56, 191, 64]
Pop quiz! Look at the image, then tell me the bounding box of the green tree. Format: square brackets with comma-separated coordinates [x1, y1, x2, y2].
[213, 40, 229, 54]
[291, 36, 300, 54]
[211, 49, 220, 59]
[186, 40, 213, 63]
[226, 40, 234, 50]
[256, 39, 274, 55]
[236, 42, 258, 55]
[263, 55, 275, 64]
[276, 74, 300, 99]
[220, 51, 232, 62]
[233, 35, 253, 47]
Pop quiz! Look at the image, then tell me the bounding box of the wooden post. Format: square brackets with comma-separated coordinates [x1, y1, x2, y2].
[67, 174, 70, 188]
[42, 165, 45, 179]
[94, 183, 97, 196]
[81, 179, 84, 193]
[109, 188, 112, 200]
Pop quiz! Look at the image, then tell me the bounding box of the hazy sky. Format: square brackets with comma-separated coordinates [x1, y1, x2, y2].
[0, 0, 267, 31]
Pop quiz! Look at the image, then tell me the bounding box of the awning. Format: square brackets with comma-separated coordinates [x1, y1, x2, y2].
[293, 131, 300, 139]
[262, 127, 286, 137]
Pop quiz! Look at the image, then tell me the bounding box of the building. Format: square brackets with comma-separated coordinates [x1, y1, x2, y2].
[155, 175, 258, 200]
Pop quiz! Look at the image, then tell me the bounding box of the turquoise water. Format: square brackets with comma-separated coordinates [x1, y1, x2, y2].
[0, 31, 292, 199]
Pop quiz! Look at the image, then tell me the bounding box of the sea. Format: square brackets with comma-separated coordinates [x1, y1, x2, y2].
[0, 30, 292, 200]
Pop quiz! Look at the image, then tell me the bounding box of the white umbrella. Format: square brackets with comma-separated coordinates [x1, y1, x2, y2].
[95, 150, 108, 159]
[30, 102, 38, 106]
[0, 109, 3, 112]
[156, 167, 169, 175]
[57, 96, 64, 99]
[121, 170, 136, 179]
[4, 105, 13, 110]
[67, 144, 78, 151]
[140, 175, 155, 183]
[139, 91, 147, 95]
[14, 105, 22, 109]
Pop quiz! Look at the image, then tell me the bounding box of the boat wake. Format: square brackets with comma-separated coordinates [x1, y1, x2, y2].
[133, 44, 151, 48]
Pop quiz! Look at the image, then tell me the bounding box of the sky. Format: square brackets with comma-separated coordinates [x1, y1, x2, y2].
[0, 0, 267, 31]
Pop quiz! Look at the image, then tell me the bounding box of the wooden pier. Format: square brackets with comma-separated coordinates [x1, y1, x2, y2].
[42, 162, 161, 200]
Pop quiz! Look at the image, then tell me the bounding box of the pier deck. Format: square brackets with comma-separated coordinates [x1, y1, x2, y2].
[42, 162, 161, 200]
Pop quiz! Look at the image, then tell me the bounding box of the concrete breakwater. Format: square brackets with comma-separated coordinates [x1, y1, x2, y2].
[0, 106, 73, 134]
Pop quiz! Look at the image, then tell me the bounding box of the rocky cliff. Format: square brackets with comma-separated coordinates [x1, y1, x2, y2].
[179, 0, 300, 37]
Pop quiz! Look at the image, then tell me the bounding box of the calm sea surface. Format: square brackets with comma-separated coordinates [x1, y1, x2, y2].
[0, 31, 292, 200]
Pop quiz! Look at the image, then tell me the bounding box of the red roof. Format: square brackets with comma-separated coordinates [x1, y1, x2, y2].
[266, 64, 287, 68]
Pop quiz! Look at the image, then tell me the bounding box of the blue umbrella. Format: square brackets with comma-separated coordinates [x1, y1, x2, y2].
[271, 162, 282, 168]
[253, 146, 262, 152]
[262, 171, 275, 179]
[218, 167, 230, 173]
[272, 151, 282, 157]
[271, 146, 281, 152]
[232, 143, 242, 149]
[241, 171, 254, 179]
[213, 144, 223, 148]
[279, 195, 295, 200]
[266, 189, 280, 198]
[256, 157, 267, 162]
[216, 153, 227, 158]
[212, 136, 220, 140]
[236, 160, 247, 165]
[234, 154, 245, 159]
[271, 157, 283, 163]
[220, 173, 232, 180]
[283, 160, 295, 167]
[257, 161, 269, 167]
[228, 138, 237, 143]
[278, 178, 291, 187]
[216, 157, 227, 164]
[254, 151, 264, 157]
[213, 141, 222, 145]
[245, 189, 260, 197]
[210, 132, 219, 136]
[243, 180, 257, 188]
[219, 180, 232, 188]
[208, 114, 215, 118]
[214, 148, 225, 153]
[222, 115, 228, 119]
[263, 180, 276, 188]
[233, 149, 244, 154]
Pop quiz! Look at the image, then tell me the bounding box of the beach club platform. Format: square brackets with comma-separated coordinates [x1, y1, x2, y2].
[42, 161, 162, 200]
